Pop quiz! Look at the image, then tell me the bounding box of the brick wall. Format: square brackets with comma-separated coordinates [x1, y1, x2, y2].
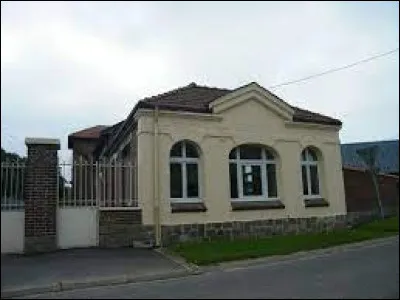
[343, 168, 399, 215]
[24, 138, 60, 253]
[99, 209, 154, 247]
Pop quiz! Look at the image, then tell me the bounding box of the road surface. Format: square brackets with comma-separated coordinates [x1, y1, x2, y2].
[19, 237, 399, 299]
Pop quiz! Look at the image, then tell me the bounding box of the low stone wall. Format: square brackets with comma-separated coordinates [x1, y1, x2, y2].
[346, 209, 398, 228]
[346, 211, 377, 227]
[161, 215, 348, 245]
[99, 210, 397, 248]
[99, 209, 154, 248]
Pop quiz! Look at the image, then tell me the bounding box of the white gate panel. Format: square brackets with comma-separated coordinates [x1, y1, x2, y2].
[1, 211, 24, 254]
[57, 207, 98, 249]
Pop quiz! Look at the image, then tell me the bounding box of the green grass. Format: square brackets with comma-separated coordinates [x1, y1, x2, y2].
[169, 216, 399, 266]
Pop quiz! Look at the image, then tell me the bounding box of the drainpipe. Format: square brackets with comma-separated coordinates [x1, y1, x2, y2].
[153, 105, 161, 247]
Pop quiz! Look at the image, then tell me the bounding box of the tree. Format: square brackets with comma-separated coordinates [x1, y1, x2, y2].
[1, 147, 26, 163]
[1, 147, 67, 200]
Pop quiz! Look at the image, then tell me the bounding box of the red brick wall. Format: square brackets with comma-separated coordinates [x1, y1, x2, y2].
[99, 210, 154, 247]
[343, 168, 399, 214]
[24, 142, 59, 253]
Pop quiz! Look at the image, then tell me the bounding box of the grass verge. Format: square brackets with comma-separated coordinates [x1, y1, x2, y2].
[169, 216, 399, 266]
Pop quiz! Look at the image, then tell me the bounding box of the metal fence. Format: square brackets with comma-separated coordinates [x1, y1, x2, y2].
[1, 161, 25, 210]
[58, 158, 138, 208]
[1, 158, 138, 210]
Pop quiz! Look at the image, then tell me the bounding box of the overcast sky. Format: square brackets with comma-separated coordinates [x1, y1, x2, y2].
[1, 1, 399, 162]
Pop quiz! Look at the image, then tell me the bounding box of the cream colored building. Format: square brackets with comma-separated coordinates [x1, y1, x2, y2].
[70, 82, 347, 246]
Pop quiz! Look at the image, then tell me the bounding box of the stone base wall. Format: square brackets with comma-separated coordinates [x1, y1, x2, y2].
[161, 215, 349, 245]
[347, 210, 398, 228]
[24, 236, 57, 254]
[161, 211, 400, 245]
[99, 209, 154, 248]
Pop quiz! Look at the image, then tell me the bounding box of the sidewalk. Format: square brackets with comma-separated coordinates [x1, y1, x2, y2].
[1, 247, 196, 298]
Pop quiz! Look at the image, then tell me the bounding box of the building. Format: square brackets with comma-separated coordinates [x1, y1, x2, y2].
[68, 82, 348, 246]
[341, 140, 399, 175]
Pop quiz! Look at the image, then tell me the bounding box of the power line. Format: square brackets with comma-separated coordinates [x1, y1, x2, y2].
[269, 48, 399, 89]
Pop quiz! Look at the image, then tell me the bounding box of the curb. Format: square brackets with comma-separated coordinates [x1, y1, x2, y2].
[204, 235, 399, 272]
[1, 269, 198, 298]
[154, 248, 201, 273]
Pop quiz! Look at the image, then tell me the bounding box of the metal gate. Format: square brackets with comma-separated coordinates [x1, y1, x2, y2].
[57, 158, 138, 249]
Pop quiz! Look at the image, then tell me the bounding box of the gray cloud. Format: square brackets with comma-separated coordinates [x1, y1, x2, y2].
[1, 1, 398, 161]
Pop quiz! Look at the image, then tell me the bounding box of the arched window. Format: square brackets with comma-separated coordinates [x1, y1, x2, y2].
[229, 145, 278, 200]
[301, 147, 320, 197]
[170, 141, 200, 201]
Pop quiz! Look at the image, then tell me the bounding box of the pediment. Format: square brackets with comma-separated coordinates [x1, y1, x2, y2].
[209, 82, 295, 121]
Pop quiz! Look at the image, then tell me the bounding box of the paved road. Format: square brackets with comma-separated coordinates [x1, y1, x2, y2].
[19, 238, 399, 299]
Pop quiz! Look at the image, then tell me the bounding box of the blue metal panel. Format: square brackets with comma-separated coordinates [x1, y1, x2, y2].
[341, 140, 399, 174]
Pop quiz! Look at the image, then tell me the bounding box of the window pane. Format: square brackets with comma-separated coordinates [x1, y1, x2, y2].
[242, 165, 262, 196]
[266, 164, 277, 198]
[186, 163, 199, 198]
[310, 165, 320, 195]
[170, 163, 182, 198]
[239, 145, 261, 159]
[229, 149, 237, 159]
[307, 148, 318, 161]
[185, 142, 199, 158]
[301, 150, 306, 161]
[170, 142, 182, 157]
[229, 163, 238, 198]
[265, 149, 274, 160]
[302, 165, 308, 195]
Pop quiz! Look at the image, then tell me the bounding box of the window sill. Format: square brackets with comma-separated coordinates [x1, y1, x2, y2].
[171, 202, 207, 213]
[231, 200, 285, 211]
[304, 198, 329, 208]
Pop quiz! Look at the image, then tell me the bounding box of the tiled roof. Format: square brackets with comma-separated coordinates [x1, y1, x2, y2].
[100, 121, 124, 137]
[69, 125, 108, 139]
[93, 120, 126, 156]
[70, 82, 343, 156]
[143, 82, 230, 111]
[341, 140, 399, 174]
[141, 82, 342, 125]
[290, 106, 341, 125]
[68, 125, 108, 149]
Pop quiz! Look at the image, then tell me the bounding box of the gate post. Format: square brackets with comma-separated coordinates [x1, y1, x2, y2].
[24, 138, 60, 253]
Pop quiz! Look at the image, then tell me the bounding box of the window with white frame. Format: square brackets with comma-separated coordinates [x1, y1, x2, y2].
[301, 147, 321, 198]
[229, 145, 278, 200]
[170, 141, 200, 202]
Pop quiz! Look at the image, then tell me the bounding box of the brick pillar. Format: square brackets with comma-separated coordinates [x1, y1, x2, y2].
[24, 138, 60, 254]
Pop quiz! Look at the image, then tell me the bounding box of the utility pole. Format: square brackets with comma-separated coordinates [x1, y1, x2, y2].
[356, 146, 384, 219]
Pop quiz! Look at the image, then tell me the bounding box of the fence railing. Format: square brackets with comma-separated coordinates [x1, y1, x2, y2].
[1, 158, 138, 210]
[1, 161, 25, 211]
[58, 158, 138, 208]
